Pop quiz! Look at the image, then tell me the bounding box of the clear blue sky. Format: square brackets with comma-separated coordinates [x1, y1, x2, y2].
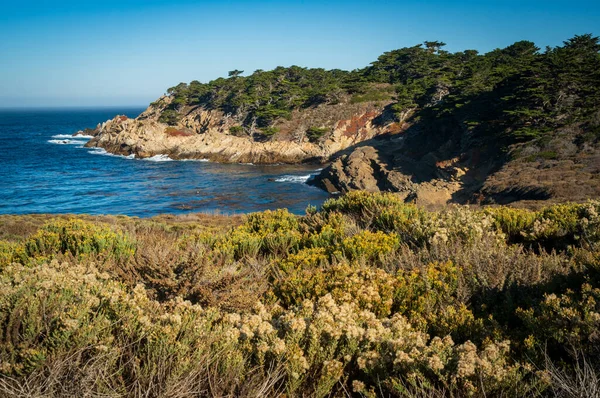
[1, 0, 599, 108]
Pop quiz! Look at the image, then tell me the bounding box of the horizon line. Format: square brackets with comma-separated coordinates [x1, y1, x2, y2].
[0, 104, 149, 110]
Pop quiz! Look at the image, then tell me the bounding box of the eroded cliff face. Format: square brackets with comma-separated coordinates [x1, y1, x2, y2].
[84, 95, 397, 164]
[309, 131, 473, 207]
[310, 122, 600, 208]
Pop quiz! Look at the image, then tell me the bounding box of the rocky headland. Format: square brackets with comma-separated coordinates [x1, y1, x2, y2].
[84, 95, 396, 164]
[83, 35, 600, 207]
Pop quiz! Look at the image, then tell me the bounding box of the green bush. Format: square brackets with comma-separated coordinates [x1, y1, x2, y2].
[158, 109, 180, 126]
[306, 127, 328, 142]
[229, 125, 244, 136]
[23, 219, 135, 262]
[259, 126, 279, 137]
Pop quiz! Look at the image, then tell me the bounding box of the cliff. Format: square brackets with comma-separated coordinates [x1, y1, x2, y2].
[309, 121, 600, 207]
[85, 92, 398, 164]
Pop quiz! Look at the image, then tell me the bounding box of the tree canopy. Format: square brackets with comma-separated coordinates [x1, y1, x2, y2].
[159, 34, 600, 147]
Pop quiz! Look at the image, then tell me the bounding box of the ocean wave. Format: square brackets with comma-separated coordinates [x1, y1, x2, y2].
[274, 174, 313, 183]
[181, 158, 210, 162]
[274, 169, 323, 183]
[73, 134, 94, 139]
[88, 148, 135, 159]
[143, 154, 173, 162]
[48, 139, 88, 145]
[51, 134, 77, 139]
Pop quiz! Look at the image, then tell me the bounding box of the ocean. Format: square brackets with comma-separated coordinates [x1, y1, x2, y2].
[0, 107, 330, 216]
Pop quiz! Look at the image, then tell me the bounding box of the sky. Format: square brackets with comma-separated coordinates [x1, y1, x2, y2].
[1, 0, 599, 108]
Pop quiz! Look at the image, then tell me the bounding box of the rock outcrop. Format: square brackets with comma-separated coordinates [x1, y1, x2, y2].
[84, 96, 397, 164]
[310, 122, 600, 208]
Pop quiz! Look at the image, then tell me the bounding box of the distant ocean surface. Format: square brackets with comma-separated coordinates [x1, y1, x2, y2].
[0, 108, 330, 216]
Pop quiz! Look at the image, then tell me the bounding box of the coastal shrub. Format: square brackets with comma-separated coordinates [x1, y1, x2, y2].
[302, 212, 355, 257]
[229, 125, 244, 136]
[321, 191, 431, 246]
[306, 127, 328, 142]
[373, 204, 430, 245]
[23, 219, 135, 263]
[0, 261, 266, 396]
[0, 241, 20, 269]
[2, 194, 600, 396]
[517, 273, 600, 361]
[579, 201, 600, 250]
[428, 206, 503, 247]
[340, 230, 400, 264]
[485, 206, 537, 243]
[322, 192, 503, 248]
[271, 254, 398, 317]
[158, 109, 180, 126]
[234, 209, 302, 257]
[0, 259, 541, 397]
[321, 190, 408, 227]
[243, 209, 299, 235]
[487, 201, 600, 250]
[258, 126, 280, 139]
[234, 295, 536, 397]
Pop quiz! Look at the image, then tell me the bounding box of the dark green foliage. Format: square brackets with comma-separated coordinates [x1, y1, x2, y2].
[159, 34, 600, 151]
[229, 125, 244, 136]
[306, 127, 328, 142]
[158, 109, 180, 126]
[161, 66, 357, 130]
[257, 127, 279, 140]
[350, 88, 392, 104]
[228, 69, 244, 78]
[525, 150, 558, 162]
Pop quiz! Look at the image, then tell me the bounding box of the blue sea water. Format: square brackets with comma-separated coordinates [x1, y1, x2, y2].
[0, 108, 330, 216]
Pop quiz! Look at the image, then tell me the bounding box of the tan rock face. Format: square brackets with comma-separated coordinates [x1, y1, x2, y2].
[84, 97, 396, 165]
[310, 144, 463, 207]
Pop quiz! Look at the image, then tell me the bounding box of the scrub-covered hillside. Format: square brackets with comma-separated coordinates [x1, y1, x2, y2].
[1, 192, 600, 396]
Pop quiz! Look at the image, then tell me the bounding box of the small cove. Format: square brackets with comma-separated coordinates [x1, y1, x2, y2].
[0, 108, 330, 216]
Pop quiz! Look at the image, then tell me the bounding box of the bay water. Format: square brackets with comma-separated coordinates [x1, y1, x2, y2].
[0, 108, 329, 217]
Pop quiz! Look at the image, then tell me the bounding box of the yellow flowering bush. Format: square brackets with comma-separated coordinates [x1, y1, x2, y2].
[517, 282, 600, 358]
[23, 219, 135, 262]
[341, 230, 400, 264]
[272, 260, 398, 317]
[0, 241, 19, 269]
[487, 201, 600, 250]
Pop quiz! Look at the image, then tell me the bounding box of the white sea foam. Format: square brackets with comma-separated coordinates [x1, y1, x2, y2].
[274, 174, 313, 183]
[73, 134, 94, 139]
[181, 158, 210, 162]
[87, 148, 135, 159]
[143, 154, 173, 162]
[48, 139, 87, 145]
[274, 169, 323, 183]
[51, 134, 77, 139]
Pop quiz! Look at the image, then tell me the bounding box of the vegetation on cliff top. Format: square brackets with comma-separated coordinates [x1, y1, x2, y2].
[158, 34, 600, 149]
[1, 192, 600, 396]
